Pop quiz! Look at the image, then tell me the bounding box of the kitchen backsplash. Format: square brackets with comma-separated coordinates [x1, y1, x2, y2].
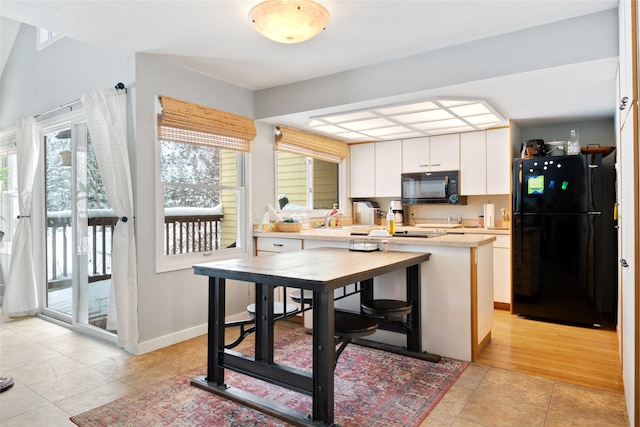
[371, 195, 511, 226]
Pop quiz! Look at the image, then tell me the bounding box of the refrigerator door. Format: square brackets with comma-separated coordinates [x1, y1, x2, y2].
[512, 212, 602, 325]
[513, 155, 602, 214]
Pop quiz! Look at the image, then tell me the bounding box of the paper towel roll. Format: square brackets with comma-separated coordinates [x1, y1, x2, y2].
[484, 204, 495, 229]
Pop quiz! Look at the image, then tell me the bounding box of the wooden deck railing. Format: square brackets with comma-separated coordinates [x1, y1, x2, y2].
[47, 212, 224, 288]
[164, 214, 224, 255]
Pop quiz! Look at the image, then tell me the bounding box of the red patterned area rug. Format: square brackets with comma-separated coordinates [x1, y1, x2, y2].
[71, 328, 467, 427]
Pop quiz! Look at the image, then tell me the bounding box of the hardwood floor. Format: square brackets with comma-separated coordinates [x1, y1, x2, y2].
[475, 309, 624, 394]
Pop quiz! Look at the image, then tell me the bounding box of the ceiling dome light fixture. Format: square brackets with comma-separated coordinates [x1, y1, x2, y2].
[249, 0, 330, 44]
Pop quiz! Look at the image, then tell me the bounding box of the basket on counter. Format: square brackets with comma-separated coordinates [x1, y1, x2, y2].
[277, 221, 302, 232]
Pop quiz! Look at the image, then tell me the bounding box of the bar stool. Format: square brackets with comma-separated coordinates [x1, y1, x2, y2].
[333, 311, 378, 368]
[289, 289, 314, 305]
[361, 299, 413, 326]
[246, 301, 298, 319]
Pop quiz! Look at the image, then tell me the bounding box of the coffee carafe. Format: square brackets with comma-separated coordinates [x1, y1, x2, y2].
[390, 200, 404, 226]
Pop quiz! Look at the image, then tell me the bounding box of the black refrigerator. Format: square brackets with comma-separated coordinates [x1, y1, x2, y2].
[512, 154, 617, 327]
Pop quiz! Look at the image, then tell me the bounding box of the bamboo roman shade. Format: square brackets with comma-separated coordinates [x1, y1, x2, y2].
[157, 96, 256, 152]
[275, 125, 348, 163]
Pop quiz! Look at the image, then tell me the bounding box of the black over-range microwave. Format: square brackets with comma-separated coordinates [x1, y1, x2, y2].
[401, 170, 467, 205]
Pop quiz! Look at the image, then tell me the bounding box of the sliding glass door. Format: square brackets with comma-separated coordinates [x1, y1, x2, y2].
[43, 119, 114, 337]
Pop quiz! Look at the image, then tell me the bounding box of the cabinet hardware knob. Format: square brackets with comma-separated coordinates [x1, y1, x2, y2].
[620, 259, 629, 268]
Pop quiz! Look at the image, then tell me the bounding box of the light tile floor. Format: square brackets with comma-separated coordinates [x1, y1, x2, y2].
[0, 314, 630, 426]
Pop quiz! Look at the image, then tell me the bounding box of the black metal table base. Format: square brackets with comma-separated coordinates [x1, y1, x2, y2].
[191, 376, 339, 427]
[351, 337, 441, 363]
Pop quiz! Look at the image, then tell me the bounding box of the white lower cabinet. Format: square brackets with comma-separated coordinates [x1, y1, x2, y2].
[492, 235, 511, 305]
[256, 238, 303, 311]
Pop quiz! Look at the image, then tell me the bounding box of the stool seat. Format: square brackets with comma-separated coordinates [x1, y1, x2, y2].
[290, 289, 314, 305]
[361, 299, 412, 318]
[334, 311, 378, 338]
[246, 302, 298, 318]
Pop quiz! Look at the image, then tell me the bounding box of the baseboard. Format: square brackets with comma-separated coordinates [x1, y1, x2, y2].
[494, 302, 510, 311]
[136, 312, 303, 355]
[137, 323, 209, 355]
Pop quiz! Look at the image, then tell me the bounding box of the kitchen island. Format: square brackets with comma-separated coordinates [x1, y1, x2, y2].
[254, 227, 496, 362]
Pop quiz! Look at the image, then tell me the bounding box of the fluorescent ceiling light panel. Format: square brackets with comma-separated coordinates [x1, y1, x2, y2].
[449, 103, 491, 116]
[438, 99, 473, 107]
[335, 131, 370, 140]
[311, 124, 351, 133]
[392, 109, 453, 124]
[306, 98, 506, 142]
[374, 101, 438, 115]
[465, 113, 501, 125]
[413, 118, 467, 130]
[340, 118, 395, 131]
[322, 111, 375, 123]
[361, 126, 413, 137]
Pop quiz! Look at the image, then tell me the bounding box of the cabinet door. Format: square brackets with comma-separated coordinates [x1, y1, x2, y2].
[349, 143, 375, 197]
[460, 131, 487, 195]
[429, 134, 460, 171]
[402, 137, 430, 172]
[486, 128, 512, 195]
[375, 140, 402, 197]
[493, 235, 511, 304]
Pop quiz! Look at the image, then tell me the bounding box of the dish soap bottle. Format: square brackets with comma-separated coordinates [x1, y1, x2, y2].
[386, 206, 395, 235]
[567, 129, 581, 155]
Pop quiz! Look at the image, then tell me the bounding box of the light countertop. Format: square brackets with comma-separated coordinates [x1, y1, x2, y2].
[254, 225, 502, 248]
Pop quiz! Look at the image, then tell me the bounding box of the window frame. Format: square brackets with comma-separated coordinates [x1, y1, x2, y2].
[36, 28, 63, 51]
[154, 101, 250, 273]
[274, 149, 348, 217]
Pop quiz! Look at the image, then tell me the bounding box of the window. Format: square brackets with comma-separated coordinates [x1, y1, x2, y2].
[275, 126, 347, 212]
[277, 152, 338, 210]
[155, 96, 255, 272]
[37, 28, 62, 50]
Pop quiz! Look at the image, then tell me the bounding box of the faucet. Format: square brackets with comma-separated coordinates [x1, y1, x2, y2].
[324, 211, 340, 228]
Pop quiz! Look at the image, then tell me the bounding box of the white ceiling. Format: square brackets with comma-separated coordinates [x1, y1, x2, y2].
[0, 0, 621, 136]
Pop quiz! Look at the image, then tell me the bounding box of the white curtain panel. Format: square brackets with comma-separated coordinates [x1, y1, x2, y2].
[4, 117, 40, 317]
[83, 88, 139, 352]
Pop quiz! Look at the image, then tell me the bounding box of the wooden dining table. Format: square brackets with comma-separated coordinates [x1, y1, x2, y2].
[191, 247, 431, 426]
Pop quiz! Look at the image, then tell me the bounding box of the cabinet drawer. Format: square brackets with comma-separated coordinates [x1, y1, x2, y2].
[257, 237, 302, 253]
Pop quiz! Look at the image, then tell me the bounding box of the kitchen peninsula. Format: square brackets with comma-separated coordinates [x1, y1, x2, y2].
[254, 227, 497, 362]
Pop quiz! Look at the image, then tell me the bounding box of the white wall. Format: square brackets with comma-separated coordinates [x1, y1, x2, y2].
[134, 53, 260, 349]
[519, 119, 616, 149]
[0, 24, 134, 129]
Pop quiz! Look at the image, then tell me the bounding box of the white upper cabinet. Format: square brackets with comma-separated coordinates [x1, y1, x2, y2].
[374, 140, 402, 197]
[460, 128, 511, 195]
[402, 137, 430, 172]
[349, 143, 375, 197]
[486, 128, 512, 195]
[429, 134, 460, 171]
[350, 140, 402, 197]
[460, 131, 487, 195]
[402, 134, 459, 173]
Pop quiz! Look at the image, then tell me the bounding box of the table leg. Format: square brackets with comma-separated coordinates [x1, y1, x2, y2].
[312, 291, 335, 424]
[406, 264, 421, 352]
[208, 276, 225, 385]
[254, 283, 274, 364]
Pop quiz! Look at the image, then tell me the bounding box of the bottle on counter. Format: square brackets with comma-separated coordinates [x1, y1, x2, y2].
[386, 206, 396, 235]
[567, 129, 581, 155]
[329, 204, 339, 227]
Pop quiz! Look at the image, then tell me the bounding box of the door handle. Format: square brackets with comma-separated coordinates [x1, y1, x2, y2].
[620, 259, 629, 268]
